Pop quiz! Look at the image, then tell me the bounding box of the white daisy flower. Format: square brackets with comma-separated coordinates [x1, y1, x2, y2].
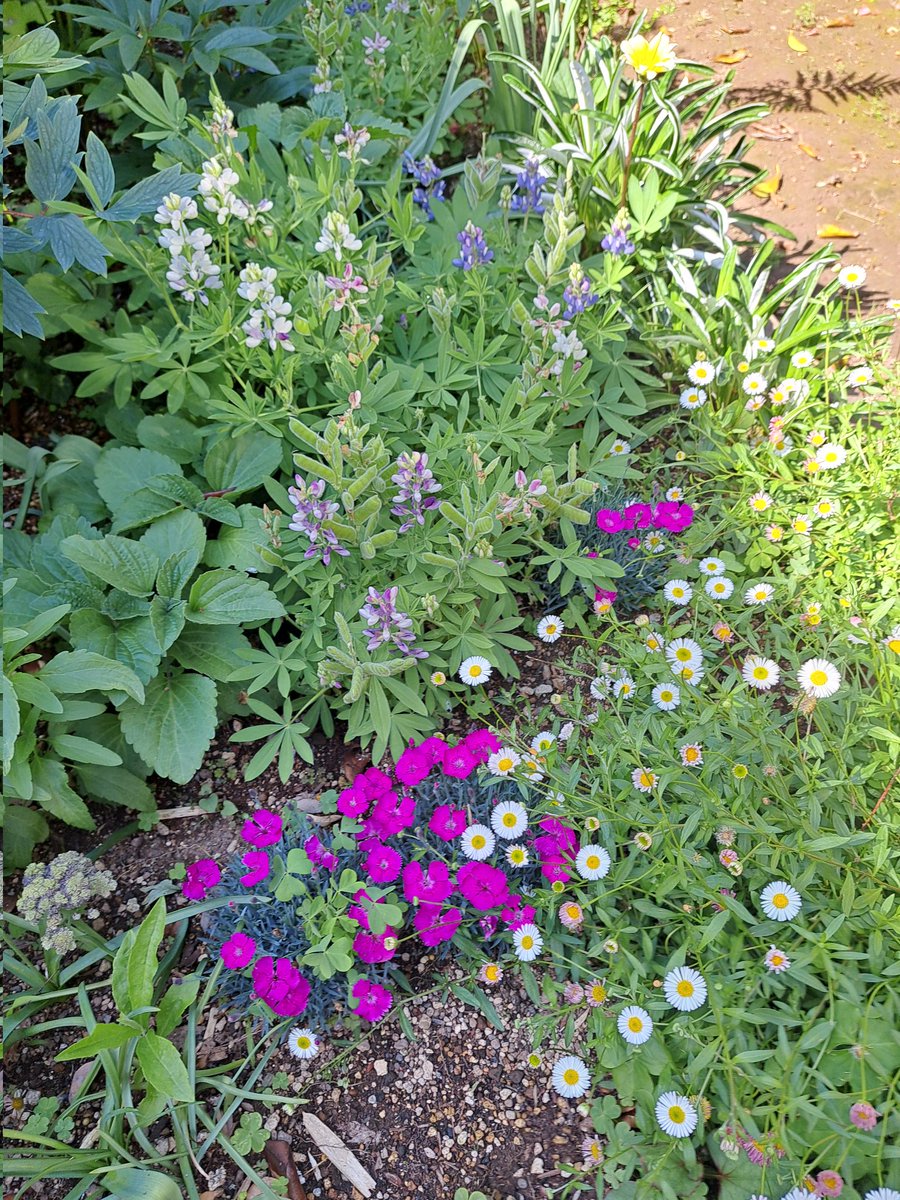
[459, 656, 492, 686]
[748, 490, 772, 513]
[537, 614, 564, 643]
[813, 498, 839, 519]
[551, 1055, 590, 1099]
[704, 576, 734, 600]
[663, 966, 707, 1012]
[742, 372, 767, 395]
[655, 1091, 698, 1138]
[764, 945, 790, 973]
[287, 1028, 320, 1060]
[698, 557, 726, 576]
[687, 360, 716, 386]
[644, 633, 665, 653]
[742, 655, 781, 690]
[575, 845, 612, 880]
[679, 387, 707, 409]
[665, 637, 703, 671]
[512, 923, 543, 961]
[618, 1005, 653, 1045]
[753, 337, 775, 354]
[520, 755, 545, 783]
[797, 658, 841, 698]
[490, 801, 528, 840]
[744, 582, 774, 606]
[487, 748, 520, 777]
[791, 514, 813, 536]
[847, 365, 873, 388]
[665, 486, 684, 502]
[674, 663, 705, 687]
[530, 730, 556, 754]
[652, 683, 681, 711]
[815, 442, 846, 469]
[644, 531, 666, 552]
[506, 844, 530, 868]
[430, 670, 446, 686]
[791, 349, 815, 368]
[663, 580, 693, 605]
[864, 1191, 900, 1200]
[631, 768, 657, 793]
[613, 675, 635, 700]
[838, 264, 867, 289]
[609, 440, 631, 456]
[460, 824, 495, 860]
[760, 880, 802, 922]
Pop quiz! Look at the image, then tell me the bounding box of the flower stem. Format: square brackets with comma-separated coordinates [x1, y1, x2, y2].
[619, 82, 647, 211]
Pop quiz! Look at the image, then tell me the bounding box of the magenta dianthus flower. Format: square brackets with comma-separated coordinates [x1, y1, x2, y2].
[429, 804, 467, 841]
[457, 861, 511, 911]
[239, 850, 270, 887]
[351, 978, 393, 1021]
[364, 843, 403, 883]
[183, 858, 221, 900]
[440, 743, 477, 779]
[241, 809, 283, 847]
[353, 928, 398, 964]
[403, 860, 453, 905]
[252, 956, 310, 1017]
[414, 903, 462, 946]
[220, 931, 256, 969]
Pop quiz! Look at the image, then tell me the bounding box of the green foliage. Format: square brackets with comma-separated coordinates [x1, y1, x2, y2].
[2, 27, 196, 338]
[2, 428, 283, 863]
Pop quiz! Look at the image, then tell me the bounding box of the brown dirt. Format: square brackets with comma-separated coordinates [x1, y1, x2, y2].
[670, 0, 900, 307]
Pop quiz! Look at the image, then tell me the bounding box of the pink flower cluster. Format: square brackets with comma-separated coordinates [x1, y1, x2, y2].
[533, 816, 578, 883]
[595, 501, 694, 534]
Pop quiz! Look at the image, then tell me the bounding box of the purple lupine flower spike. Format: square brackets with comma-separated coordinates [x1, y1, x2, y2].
[287, 476, 349, 566]
[391, 451, 441, 533]
[452, 221, 493, 270]
[359, 586, 428, 659]
[602, 220, 635, 255]
[509, 153, 551, 215]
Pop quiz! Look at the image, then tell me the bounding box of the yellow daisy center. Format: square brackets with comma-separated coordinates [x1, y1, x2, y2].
[471, 834, 486, 850]
[498, 758, 514, 772]
[592, 985, 607, 1002]
[565, 905, 580, 919]
[770, 954, 784, 966]
[520, 935, 534, 950]
[468, 665, 482, 677]
[753, 667, 769, 680]
[485, 965, 500, 981]
[640, 773, 653, 788]
[676, 980, 694, 997]
[627, 1016, 643, 1032]
[297, 1036, 311, 1049]
[563, 1068, 580, 1086]
[586, 855, 601, 870]
[809, 669, 828, 686]
[675, 648, 691, 662]
[773, 892, 789, 909]
[668, 1106, 686, 1123]
[502, 811, 517, 826]
[510, 849, 525, 862]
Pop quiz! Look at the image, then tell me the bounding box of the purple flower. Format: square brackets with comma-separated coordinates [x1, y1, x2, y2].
[601, 220, 635, 256]
[351, 978, 392, 1021]
[403, 155, 446, 221]
[429, 804, 467, 841]
[414, 903, 461, 946]
[562, 266, 599, 319]
[391, 451, 441, 532]
[509, 153, 551, 215]
[364, 842, 403, 883]
[324, 262, 369, 312]
[287, 476, 349, 566]
[359, 586, 427, 659]
[252, 956, 310, 1017]
[452, 221, 493, 270]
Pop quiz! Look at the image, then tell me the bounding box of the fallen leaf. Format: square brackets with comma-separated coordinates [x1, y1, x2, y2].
[798, 142, 820, 158]
[264, 1137, 309, 1200]
[816, 224, 859, 238]
[715, 49, 750, 63]
[825, 15, 854, 24]
[303, 1113, 376, 1198]
[68, 1061, 95, 1104]
[788, 32, 809, 52]
[341, 750, 369, 783]
[720, 25, 751, 33]
[751, 166, 782, 199]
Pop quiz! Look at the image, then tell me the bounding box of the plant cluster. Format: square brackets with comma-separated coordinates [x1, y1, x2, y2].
[16, 851, 116, 955]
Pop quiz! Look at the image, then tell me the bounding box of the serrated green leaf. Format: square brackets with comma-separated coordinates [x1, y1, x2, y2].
[119, 671, 217, 782]
[186, 570, 285, 625]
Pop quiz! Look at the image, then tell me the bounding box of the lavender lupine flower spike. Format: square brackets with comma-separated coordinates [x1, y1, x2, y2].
[287, 477, 349, 566]
[403, 155, 446, 221]
[391, 452, 441, 532]
[452, 221, 493, 270]
[601, 219, 635, 256]
[509, 153, 551, 215]
[562, 263, 599, 319]
[359, 587, 428, 659]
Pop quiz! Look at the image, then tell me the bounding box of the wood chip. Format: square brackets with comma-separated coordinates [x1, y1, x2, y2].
[303, 1113, 376, 1198]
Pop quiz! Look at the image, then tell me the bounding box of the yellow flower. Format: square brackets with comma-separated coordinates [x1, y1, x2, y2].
[620, 31, 677, 80]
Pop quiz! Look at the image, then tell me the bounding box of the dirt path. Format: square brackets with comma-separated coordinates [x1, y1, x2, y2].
[671, 0, 900, 306]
